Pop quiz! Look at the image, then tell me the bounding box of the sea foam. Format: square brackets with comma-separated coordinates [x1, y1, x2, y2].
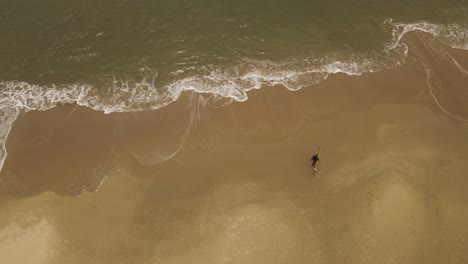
[0, 20, 467, 173]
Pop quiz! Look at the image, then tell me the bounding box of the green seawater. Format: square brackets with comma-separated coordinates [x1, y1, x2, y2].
[0, 0, 467, 110]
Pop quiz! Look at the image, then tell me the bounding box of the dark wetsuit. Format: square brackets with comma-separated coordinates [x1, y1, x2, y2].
[311, 154, 319, 166]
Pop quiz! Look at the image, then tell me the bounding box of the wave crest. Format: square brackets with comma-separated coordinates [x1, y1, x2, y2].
[0, 20, 468, 173]
[2, 20, 467, 114]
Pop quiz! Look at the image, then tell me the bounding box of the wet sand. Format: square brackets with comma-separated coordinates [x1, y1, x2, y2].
[1, 38, 468, 263]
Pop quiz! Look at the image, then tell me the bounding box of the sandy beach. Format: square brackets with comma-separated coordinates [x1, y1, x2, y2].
[1, 35, 468, 263]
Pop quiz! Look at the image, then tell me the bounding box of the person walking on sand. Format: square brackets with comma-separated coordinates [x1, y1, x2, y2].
[311, 154, 319, 167]
[311, 146, 321, 173]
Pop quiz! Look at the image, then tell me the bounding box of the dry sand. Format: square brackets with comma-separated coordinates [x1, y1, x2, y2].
[1, 38, 468, 263]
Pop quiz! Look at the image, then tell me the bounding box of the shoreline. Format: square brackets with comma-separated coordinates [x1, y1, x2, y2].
[1, 26, 468, 115]
[0, 44, 468, 263]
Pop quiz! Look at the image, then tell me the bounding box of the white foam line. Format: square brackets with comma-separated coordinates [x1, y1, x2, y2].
[0, 107, 19, 174]
[389, 20, 468, 51]
[93, 168, 120, 192]
[423, 66, 468, 122]
[1, 20, 466, 116]
[130, 93, 199, 166]
[0, 19, 467, 174]
[446, 51, 468, 76]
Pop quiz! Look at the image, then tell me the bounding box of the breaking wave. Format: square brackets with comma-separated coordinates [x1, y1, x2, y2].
[1, 19, 468, 172]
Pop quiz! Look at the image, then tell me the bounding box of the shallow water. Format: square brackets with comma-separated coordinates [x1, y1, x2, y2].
[1, 0, 468, 110]
[1, 0, 468, 176]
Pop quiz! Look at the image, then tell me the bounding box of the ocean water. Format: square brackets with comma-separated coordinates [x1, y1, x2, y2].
[1, 0, 468, 170]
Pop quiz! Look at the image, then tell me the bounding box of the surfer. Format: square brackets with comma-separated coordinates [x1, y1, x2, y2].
[311, 146, 321, 173]
[311, 154, 319, 167]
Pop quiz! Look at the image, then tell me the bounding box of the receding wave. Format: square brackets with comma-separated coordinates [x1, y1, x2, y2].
[1, 19, 468, 172]
[1, 20, 468, 114]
